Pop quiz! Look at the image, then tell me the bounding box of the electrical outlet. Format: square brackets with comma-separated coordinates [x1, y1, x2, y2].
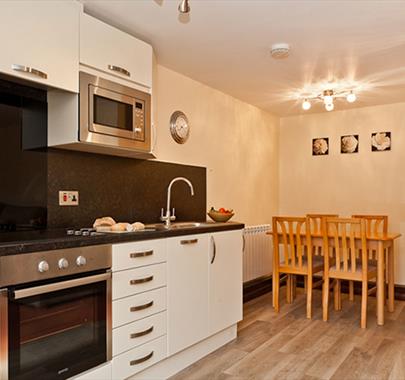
[59, 191, 79, 206]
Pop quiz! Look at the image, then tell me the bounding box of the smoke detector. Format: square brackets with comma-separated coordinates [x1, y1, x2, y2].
[270, 43, 290, 59]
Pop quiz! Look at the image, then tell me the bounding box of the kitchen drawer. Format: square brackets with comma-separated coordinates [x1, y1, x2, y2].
[113, 311, 166, 357]
[112, 239, 166, 272]
[113, 287, 166, 328]
[112, 335, 166, 379]
[112, 263, 166, 300]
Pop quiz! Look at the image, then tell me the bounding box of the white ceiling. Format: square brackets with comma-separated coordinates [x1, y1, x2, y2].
[81, 0, 405, 116]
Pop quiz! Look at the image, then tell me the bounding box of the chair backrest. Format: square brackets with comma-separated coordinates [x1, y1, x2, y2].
[272, 216, 312, 273]
[307, 214, 339, 234]
[351, 214, 388, 235]
[323, 217, 368, 276]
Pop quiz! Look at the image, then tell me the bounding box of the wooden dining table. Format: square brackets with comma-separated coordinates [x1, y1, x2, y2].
[268, 230, 401, 326]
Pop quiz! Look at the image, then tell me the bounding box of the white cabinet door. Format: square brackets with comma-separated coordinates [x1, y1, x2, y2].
[80, 13, 152, 89]
[0, 1, 79, 92]
[167, 234, 209, 356]
[209, 230, 243, 335]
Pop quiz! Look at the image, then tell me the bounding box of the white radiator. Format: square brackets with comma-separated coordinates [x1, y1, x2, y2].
[243, 224, 272, 283]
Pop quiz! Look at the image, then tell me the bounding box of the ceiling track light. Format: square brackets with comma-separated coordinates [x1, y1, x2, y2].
[178, 0, 190, 14]
[302, 99, 311, 110]
[301, 88, 357, 112]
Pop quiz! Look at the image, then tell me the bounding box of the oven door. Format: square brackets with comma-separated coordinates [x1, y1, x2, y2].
[1, 272, 111, 380]
[89, 85, 146, 142]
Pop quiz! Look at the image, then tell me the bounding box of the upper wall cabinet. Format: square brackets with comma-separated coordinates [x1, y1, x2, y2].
[80, 13, 153, 90]
[0, 1, 79, 92]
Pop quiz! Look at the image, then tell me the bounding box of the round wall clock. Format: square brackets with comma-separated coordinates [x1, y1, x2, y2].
[170, 110, 190, 144]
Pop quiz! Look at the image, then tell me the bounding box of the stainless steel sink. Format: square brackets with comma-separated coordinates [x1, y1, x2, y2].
[146, 222, 205, 230]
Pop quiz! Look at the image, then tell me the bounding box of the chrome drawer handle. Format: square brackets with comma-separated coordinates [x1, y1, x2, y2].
[130, 351, 154, 366]
[130, 275, 154, 285]
[130, 301, 154, 312]
[130, 326, 154, 339]
[12, 64, 47, 79]
[108, 64, 131, 77]
[180, 238, 198, 245]
[130, 250, 153, 258]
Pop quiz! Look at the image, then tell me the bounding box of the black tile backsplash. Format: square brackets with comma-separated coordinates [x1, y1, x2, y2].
[47, 149, 206, 228]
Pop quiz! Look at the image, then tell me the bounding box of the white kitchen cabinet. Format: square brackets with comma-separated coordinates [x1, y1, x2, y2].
[112, 336, 167, 380]
[167, 235, 210, 356]
[0, 1, 79, 92]
[112, 262, 167, 300]
[80, 12, 152, 90]
[209, 230, 243, 335]
[112, 239, 166, 272]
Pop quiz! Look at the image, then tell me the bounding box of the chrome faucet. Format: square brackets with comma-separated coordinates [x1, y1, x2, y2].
[160, 177, 194, 228]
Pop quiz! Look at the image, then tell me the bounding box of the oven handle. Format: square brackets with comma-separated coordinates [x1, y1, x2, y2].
[13, 272, 112, 300]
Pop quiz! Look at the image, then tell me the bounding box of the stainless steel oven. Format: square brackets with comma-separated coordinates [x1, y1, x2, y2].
[0, 245, 112, 380]
[79, 71, 151, 153]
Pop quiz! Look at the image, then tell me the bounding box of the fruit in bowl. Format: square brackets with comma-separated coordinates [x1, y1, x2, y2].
[207, 207, 234, 223]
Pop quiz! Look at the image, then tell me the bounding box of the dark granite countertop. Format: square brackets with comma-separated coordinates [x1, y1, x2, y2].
[0, 221, 245, 256]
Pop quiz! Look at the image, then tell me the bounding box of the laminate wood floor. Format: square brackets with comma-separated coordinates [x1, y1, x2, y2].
[170, 288, 405, 380]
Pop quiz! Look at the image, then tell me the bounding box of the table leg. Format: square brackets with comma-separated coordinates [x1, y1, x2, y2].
[377, 241, 385, 326]
[388, 244, 395, 313]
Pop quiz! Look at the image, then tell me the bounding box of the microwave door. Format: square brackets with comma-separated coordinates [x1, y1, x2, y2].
[89, 85, 141, 140]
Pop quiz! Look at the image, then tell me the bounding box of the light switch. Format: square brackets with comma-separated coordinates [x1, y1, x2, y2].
[59, 191, 79, 206]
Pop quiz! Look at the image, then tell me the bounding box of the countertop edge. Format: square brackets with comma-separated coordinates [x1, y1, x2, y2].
[0, 222, 245, 256]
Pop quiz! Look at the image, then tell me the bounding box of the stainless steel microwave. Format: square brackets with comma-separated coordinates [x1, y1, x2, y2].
[79, 71, 151, 153]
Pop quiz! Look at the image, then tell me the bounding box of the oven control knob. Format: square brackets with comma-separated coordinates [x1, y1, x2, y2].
[76, 256, 87, 267]
[38, 260, 49, 273]
[58, 258, 69, 270]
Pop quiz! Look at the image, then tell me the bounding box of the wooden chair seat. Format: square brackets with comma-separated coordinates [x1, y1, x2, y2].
[280, 256, 324, 274]
[329, 265, 376, 280]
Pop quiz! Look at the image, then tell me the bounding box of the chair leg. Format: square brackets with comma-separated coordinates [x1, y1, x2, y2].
[361, 280, 368, 329]
[349, 281, 354, 301]
[334, 279, 341, 311]
[306, 275, 313, 319]
[273, 271, 280, 312]
[304, 276, 308, 292]
[286, 275, 292, 304]
[323, 276, 330, 322]
[292, 275, 297, 300]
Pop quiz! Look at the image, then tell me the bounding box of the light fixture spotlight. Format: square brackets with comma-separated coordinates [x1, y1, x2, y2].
[346, 91, 356, 103]
[302, 99, 311, 110]
[178, 0, 190, 14]
[301, 88, 357, 112]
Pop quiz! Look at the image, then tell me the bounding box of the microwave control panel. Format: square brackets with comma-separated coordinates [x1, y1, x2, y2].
[134, 101, 145, 141]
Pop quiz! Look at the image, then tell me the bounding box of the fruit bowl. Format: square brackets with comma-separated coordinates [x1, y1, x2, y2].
[207, 210, 234, 223]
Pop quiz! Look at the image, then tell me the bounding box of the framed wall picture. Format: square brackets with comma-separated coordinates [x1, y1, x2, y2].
[371, 132, 391, 151]
[341, 134, 359, 154]
[312, 137, 329, 156]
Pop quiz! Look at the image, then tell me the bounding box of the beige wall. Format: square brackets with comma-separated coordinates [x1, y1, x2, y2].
[279, 102, 405, 284]
[153, 64, 279, 226]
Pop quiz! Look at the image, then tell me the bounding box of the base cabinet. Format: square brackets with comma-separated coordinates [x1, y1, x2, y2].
[73, 229, 243, 380]
[167, 235, 209, 356]
[209, 230, 243, 334]
[167, 230, 243, 356]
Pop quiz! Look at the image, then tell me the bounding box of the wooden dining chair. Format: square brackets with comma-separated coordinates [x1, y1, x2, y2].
[307, 214, 339, 235]
[322, 217, 377, 328]
[272, 216, 323, 318]
[349, 214, 388, 301]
